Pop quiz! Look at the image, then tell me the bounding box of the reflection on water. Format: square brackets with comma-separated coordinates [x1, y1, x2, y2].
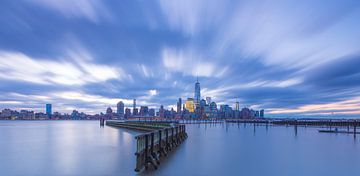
[0, 121, 359, 176]
[0, 121, 139, 176]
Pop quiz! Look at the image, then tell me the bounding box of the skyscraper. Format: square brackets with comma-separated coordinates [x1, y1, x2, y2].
[177, 98, 182, 113]
[124, 108, 131, 118]
[140, 106, 149, 116]
[260, 109, 265, 118]
[133, 99, 136, 113]
[206, 97, 211, 105]
[159, 105, 164, 118]
[46, 104, 52, 119]
[117, 101, 124, 116]
[194, 78, 201, 109]
[185, 98, 195, 113]
[235, 102, 240, 111]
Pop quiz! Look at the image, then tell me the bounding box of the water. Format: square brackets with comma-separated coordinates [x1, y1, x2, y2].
[0, 121, 359, 176]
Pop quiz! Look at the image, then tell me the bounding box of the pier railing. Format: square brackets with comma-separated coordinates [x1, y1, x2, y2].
[134, 125, 187, 171]
[106, 120, 187, 172]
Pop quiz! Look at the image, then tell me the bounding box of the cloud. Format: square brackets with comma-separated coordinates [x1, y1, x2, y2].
[269, 96, 360, 115]
[149, 89, 158, 96]
[162, 47, 228, 78]
[1, 0, 360, 117]
[305, 54, 360, 89]
[27, 0, 111, 23]
[0, 50, 124, 86]
[158, 0, 229, 35]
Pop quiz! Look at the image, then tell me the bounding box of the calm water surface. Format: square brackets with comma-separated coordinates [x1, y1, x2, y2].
[0, 121, 359, 176]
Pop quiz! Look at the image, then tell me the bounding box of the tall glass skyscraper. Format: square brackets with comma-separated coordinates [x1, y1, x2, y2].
[194, 78, 201, 109]
[46, 104, 52, 118]
[117, 101, 124, 116]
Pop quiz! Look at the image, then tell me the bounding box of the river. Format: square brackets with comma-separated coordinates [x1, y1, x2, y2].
[0, 121, 359, 176]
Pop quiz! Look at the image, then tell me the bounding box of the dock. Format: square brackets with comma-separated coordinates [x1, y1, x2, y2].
[106, 120, 187, 172]
[226, 118, 359, 137]
[318, 130, 360, 134]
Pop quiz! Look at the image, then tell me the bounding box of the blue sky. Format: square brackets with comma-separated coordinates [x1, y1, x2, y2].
[1, 0, 360, 117]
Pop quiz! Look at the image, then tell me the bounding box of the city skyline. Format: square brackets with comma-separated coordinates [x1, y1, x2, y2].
[1, 1, 360, 117]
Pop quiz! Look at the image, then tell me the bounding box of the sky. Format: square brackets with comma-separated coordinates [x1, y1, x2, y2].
[0, 0, 360, 117]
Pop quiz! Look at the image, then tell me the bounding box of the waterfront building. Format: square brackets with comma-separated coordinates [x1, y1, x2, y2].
[255, 110, 260, 118]
[117, 101, 124, 117]
[209, 102, 217, 118]
[177, 98, 182, 113]
[185, 98, 195, 113]
[159, 105, 164, 118]
[71, 110, 80, 119]
[235, 102, 240, 111]
[133, 108, 138, 116]
[46, 104, 52, 119]
[194, 78, 201, 109]
[200, 99, 206, 108]
[250, 109, 256, 118]
[220, 105, 232, 118]
[149, 108, 155, 116]
[106, 107, 113, 114]
[106, 107, 113, 119]
[206, 97, 211, 105]
[200, 99, 207, 117]
[139, 106, 149, 116]
[234, 110, 240, 118]
[260, 109, 265, 118]
[170, 108, 176, 118]
[125, 108, 131, 118]
[241, 108, 251, 119]
[204, 105, 211, 117]
[133, 99, 136, 112]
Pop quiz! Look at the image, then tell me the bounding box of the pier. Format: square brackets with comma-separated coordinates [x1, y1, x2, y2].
[226, 118, 360, 137]
[106, 120, 187, 172]
[226, 119, 360, 127]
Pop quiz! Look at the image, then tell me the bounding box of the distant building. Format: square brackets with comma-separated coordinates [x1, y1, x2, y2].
[185, 98, 195, 113]
[194, 79, 201, 109]
[200, 99, 206, 108]
[177, 98, 182, 113]
[209, 102, 217, 118]
[220, 105, 232, 118]
[139, 106, 149, 116]
[125, 108, 131, 118]
[206, 97, 211, 105]
[255, 110, 260, 118]
[46, 104, 52, 119]
[260, 109, 265, 118]
[159, 105, 164, 118]
[235, 102, 240, 111]
[149, 108, 155, 116]
[241, 108, 251, 119]
[133, 108, 138, 116]
[133, 99, 136, 112]
[71, 110, 80, 119]
[106, 107, 113, 114]
[117, 101, 124, 117]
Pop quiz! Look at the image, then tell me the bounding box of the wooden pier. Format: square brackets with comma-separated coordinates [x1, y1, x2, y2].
[226, 119, 360, 127]
[226, 118, 360, 137]
[106, 120, 187, 172]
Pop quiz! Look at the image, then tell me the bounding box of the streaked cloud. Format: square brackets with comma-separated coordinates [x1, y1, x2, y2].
[0, 0, 360, 116]
[27, 0, 111, 22]
[0, 50, 123, 86]
[269, 96, 360, 115]
[162, 47, 228, 77]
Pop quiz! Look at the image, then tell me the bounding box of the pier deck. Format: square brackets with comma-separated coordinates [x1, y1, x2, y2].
[106, 120, 187, 172]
